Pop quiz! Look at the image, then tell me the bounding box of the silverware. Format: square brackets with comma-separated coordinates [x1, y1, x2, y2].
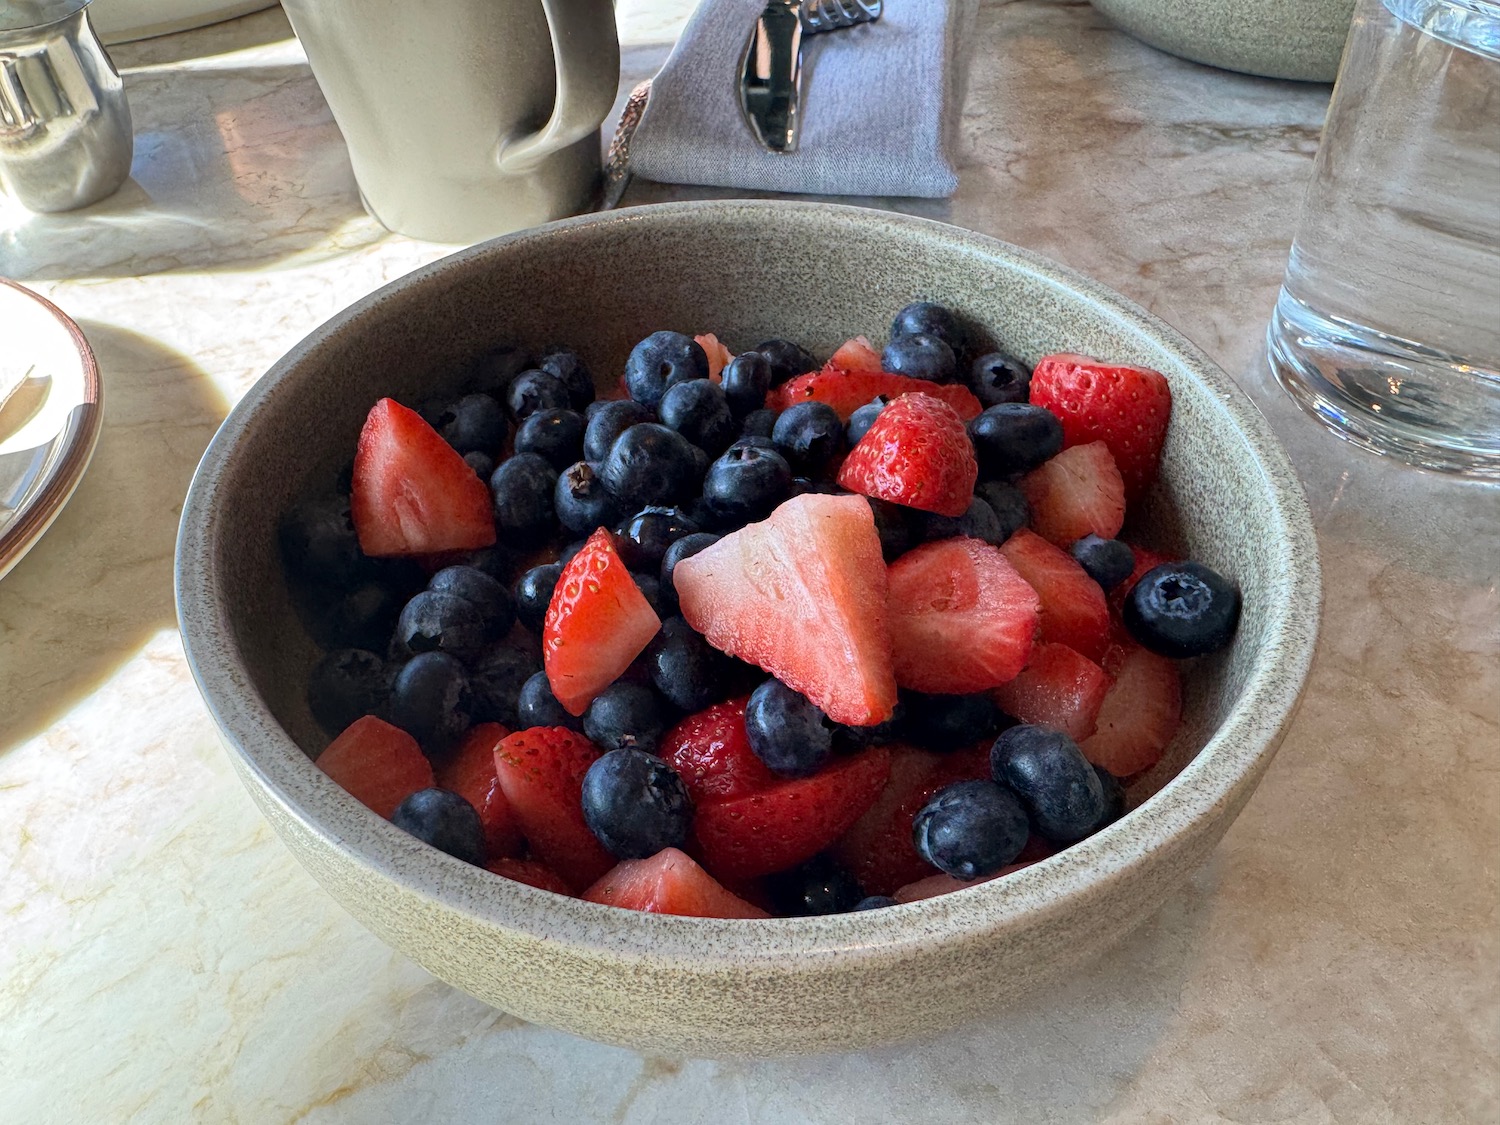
[740, 0, 805, 154]
[801, 0, 882, 34]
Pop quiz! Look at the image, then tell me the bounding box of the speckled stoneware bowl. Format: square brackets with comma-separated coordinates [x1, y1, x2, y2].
[176, 200, 1321, 1058]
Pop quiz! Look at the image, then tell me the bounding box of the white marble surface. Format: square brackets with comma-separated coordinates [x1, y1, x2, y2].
[1, 2, 1496, 1121]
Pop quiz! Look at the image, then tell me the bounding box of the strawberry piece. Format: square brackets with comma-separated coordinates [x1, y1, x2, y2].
[584, 848, 771, 918]
[695, 333, 732, 382]
[992, 643, 1112, 743]
[543, 527, 662, 716]
[436, 722, 522, 860]
[1030, 354, 1172, 500]
[886, 537, 1040, 694]
[692, 746, 891, 880]
[485, 856, 576, 896]
[316, 715, 434, 819]
[892, 862, 1035, 903]
[1108, 543, 1181, 619]
[491, 726, 614, 888]
[1018, 441, 1126, 548]
[768, 372, 982, 421]
[999, 529, 1111, 662]
[674, 494, 897, 726]
[824, 336, 884, 374]
[838, 393, 978, 517]
[1081, 641, 1183, 777]
[350, 398, 496, 556]
[660, 697, 780, 803]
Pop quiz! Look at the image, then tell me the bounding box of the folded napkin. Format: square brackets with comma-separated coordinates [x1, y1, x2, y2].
[626, 0, 973, 199]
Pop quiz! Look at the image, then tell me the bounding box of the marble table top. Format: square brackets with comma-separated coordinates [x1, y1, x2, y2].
[1, 2, 1495, 1121]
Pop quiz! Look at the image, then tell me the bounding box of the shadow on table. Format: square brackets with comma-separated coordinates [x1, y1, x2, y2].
[0, 322, 228, 751]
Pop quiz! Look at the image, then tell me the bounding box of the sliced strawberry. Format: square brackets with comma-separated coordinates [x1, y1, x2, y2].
[316, 715, 435, 819]
[692, 746, 891, 880]
[767, 371, 982, 420]
[838, 393, 977, 517]
[998, 529, 1111, 662]
[660, 697, 780, 803]
[1108, 543, 1181, 619]
[543, 527, 662, 716]
[351, 398, 496, 556]
[695, 333, 733, 382]
[892, 862, 1035, 903]
[824, 336, 884, 374]
[674, 493, 897, 726]
[886, 537, 1040, 694]
[584, 848, 771, 919]
[1080, 641, 1183, 777]
[485, 856, 576, 896]
[436, 722, 522, 860]
[491, 726, 614, 888]
[992, 643, 1112, 743]
[1030, 354, 1172, 500]
[1018, 441, 1126, 548]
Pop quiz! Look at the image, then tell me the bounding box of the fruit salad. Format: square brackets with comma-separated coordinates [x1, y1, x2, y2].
[282, 303, 1242, 919]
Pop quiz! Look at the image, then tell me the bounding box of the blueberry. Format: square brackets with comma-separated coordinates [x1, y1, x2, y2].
[755, 338, 817, 385]
[428, 566, 515, 632]
[391, 788, 486, 865]
[702, 444, 793, 524]
[584, 399, 611, 421]
[467, 344, 532, 401]
[990, 724, 1105, 844]
[395, 592, 494, 662]
[890, 301, 966, 354]
[514, 408, 585, 469]
[881, 332, 957, 383]
[583, 681, 670, 754]
[618, 505, 692, 574]
[966, 352, 1032, 407]
[846, 396, 889, 446]
[772, 402, 847, 477]
[516, 669, 584, 731]
[557, 538, 588, 568]
[730, 434, 778, 453]
[601, 423, 700, 509]
[854, 895, 898, 911]
[745, 678, 834, 778]
[739, 408, 780, 439]
[912, 780, 1029, 880]
[488, 453, 559, 545]
[513, 562, 563, 633]
[623, 331, 709, 409]
[658, 378, 736, 456]
[580, 748, 693, 859]
[867, 497, 916, 561]
[968, 404, 1064, 478]
[434, 393, 508, 455]
[647, 616, 732, 712]
[506, 368, 573, 422]
[1123, 561, 1241, 658]
[448, 545, 521, 585]
[768, 855, 864, 916]
[390, 651, 472, 758]
[789, 477, 844, 498]
[917, 497, 1004, 546]
[552, 461, 619, 537]
[1094, 764, 1126, 830]
[307, 648, 391, 735]
[309, 580, 408, 651]
[279, 493, 370, 589]
[583, 399, 652, 463]
[539, 348, 595, 410]
[903, 692, 1005, 751]
[464, 451, 495, 479]
[632, 573, 673, 620]
[660, 531, 721, 595]
[467, 642, 542, 728]
[974, 481, 1030, 542]
[1071, 535, 1136, 592]
[722, 352, 774, 416]
[834, 696, 908, 749]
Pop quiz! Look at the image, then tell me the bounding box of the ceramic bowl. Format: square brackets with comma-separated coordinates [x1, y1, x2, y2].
[176, 201, 1321, 1057]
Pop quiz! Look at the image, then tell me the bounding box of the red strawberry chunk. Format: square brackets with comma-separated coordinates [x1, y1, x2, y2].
[486, 856, 576, 896]
[584, 848, 771, 919]
[316, 715, 434, 819]
[825, 336, 884, 374]
[1030, 354, 1172, 500]
[999, 529, 1111, 662]
[992, 643, 1112, 743]
[1108, 543, 1181, 619]
[886, 537, 1040, 694]
[674, 494, 897, 726]
[768, 372, 982, 421]
[838, 393, 977, 517]
[436, 722, 522, 860]
[660, 697, 780, 803]
[1081, 642, 1183, 777]
[691, 746, 891, 880]
[492, 726, 614, 888]
[351, 398, 496, 556]
[892, 861, 1037, 903]
[1018, 441, 1126, 548]
[543, 528, 662, 716]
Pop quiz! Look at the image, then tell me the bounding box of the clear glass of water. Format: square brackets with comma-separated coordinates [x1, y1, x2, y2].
[1267, 0, 1500, 476]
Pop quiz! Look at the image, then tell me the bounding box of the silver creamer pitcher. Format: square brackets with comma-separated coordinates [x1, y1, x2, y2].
[0, 0, 132, 213]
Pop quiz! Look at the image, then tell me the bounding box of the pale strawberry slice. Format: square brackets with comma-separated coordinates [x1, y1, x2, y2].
[695, 333, 733, 382]
[316, 715, 434, 818]
[492, 726, 614, 888]
[1018, 441, 1126, 548]
[543, 527, 662, 716]
[674, 493, 897, 726]
[584, 848, 771, 918]
[892, 861, 1037, 903]
[886, 537, 1040, 694]
[351, 398, 496, 556]
[486, 856, 576, 896]
[838, 393, 978, 517]
[436, 722, 522, 860]
[824, 336, 884, 374]
[1080, 642, 1183, 777]
[999, 529, 1111, 662]
[992, 643, 1112, 742]
[767, 372, 983, 420]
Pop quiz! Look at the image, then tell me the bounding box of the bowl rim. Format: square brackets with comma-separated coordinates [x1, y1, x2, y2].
[175, 199, 1321, 967]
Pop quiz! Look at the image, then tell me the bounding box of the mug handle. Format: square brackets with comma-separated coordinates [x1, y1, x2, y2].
[496, 0, 621, 174]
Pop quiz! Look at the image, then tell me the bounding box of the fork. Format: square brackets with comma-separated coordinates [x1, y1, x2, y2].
[800, 0, 882, 34]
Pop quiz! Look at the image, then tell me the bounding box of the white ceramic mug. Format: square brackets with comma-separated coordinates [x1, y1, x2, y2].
[279, 0, 619, 243]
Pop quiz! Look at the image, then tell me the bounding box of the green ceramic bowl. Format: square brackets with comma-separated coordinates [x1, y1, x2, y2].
[176, 201, 1321, 1057]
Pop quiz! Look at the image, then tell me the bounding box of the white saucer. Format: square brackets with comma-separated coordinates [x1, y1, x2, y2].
[91, 0, 276, 44]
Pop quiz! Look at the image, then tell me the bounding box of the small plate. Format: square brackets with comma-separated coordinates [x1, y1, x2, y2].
[0, 280, 103, 580]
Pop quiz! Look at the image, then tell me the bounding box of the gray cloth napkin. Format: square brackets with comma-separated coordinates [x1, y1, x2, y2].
[627, 0, 971, 199]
